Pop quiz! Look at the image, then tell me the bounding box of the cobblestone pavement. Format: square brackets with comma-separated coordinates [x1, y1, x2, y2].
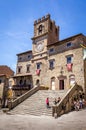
[0, 109, 86, 130]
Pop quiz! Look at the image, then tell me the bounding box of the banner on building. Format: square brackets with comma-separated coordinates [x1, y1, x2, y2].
[36, 69, 40, 75]
[67, 63, 72, 71]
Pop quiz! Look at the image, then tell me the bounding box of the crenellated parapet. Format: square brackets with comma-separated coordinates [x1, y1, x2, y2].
[34, 14, 50, 25]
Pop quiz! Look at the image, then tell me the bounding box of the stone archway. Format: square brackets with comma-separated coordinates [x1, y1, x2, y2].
[69, 74, 75, 86]
[51, 77, 55, 90]
[35, 79, 40, 87]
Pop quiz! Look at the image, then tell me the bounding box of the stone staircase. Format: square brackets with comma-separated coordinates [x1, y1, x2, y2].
[8, 90, 68, 116]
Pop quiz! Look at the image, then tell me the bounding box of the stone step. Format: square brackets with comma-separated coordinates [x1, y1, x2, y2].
[8, 89, 68, 116]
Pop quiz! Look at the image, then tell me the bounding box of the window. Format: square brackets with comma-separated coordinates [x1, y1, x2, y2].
[38, 24, 43, 34]
[49, 60, 55, 69]
[0, 79, 2, 84]
[18, 68, 21, 73]
[49, 48, 54, 53]
[26, 64, 31, 72]
[28, 55, 32, 60]
[36, 63, 41, 69]
[17, 66, 22, 73]
[66, 55, 73, 71]
[67, 56, 72, 64]
[55, 28, 57, 35]
[27, 66, 30, 72]
[28, 55, 31, 59]
[18, 57, 22, 61]
[50, 22, 52, 30]
[67, 42, 72, 48]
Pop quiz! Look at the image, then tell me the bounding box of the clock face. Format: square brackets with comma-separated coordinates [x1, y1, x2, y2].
[36, 41, 44, 52]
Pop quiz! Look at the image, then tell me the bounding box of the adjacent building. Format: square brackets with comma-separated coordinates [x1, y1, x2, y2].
[0, 65, 14, 106]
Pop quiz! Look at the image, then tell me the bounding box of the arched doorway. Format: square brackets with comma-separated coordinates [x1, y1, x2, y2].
[36, 79, 40, 86]
[69, 74, 75, 86]
[58, 75, 66, 90]
[59, 80, 64, 90]
[51, 77, 55, 90]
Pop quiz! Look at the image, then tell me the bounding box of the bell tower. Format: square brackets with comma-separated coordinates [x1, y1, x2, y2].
[32, 14, 59, 56]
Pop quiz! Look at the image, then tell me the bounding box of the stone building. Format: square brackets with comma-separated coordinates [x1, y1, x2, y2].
[13, 14, 86, 96]
[0, 65, 14, 106]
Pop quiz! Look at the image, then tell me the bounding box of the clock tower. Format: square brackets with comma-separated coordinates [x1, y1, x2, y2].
[32, 14, 59, 59]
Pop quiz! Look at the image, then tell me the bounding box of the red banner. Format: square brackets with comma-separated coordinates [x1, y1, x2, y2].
[36, 69, 40, 75]
[67, 63, 72, 71]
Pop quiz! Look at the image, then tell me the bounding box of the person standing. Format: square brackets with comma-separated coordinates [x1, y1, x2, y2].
[46, 97, 49, 108]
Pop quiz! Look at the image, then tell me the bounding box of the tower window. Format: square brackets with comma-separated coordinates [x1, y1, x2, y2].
[50, 22, 52, 30]
[38, 24, 43, 34]
[67, 56, 72, 63]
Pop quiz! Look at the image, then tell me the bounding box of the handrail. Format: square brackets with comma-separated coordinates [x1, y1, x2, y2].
[8, 86, 40, 110]
[52, 84, 82, 117]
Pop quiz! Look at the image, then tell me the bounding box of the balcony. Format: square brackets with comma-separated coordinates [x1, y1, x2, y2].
[12, 85, 32, 90]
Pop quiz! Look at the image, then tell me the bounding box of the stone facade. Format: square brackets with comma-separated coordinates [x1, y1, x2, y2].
[13, 14, 86, 95]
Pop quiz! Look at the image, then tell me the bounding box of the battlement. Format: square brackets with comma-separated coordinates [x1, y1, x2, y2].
[34, 14, 50, 25]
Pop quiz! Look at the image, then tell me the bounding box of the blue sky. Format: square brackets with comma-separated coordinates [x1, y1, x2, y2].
[0, 0, 86, 73]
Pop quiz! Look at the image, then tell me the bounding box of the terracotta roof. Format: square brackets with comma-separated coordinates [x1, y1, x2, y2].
[0, 65, 14, 77]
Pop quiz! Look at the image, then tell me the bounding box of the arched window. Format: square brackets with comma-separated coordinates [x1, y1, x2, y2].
[69, 74, 75, 86]
[38, 24, 43, 34]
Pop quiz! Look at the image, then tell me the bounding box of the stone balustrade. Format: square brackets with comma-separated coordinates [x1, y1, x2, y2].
[52, 84, 83, 118]
[8, 86, 40, 110]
